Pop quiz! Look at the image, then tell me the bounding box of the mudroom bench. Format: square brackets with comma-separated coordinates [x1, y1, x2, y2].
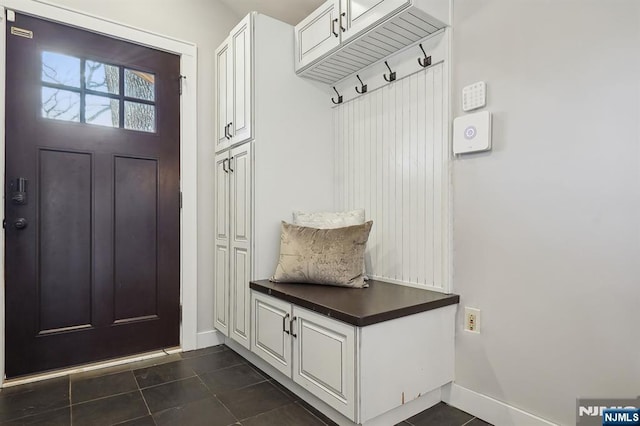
[245, 279, 459, 426]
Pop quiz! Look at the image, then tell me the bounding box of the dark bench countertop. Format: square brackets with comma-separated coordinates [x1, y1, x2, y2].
[250, 279, 459, 327]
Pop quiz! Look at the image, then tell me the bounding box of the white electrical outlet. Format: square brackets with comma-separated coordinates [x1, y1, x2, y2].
[464, 307, 481, 333]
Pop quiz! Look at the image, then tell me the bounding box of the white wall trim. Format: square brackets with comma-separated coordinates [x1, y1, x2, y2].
[442, 383, 558, 426]
[0, 0, 199, 385]
[196, 330, 225, 349]
[0, 5, 6, 390]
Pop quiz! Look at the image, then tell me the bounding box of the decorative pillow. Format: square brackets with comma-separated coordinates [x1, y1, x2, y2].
[292, 209, 365, 229]
[270, 221, 373, 288]
[293, 209, 369, 280]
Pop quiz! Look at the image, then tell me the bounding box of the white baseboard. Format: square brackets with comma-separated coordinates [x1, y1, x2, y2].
[196, 329, 225, 349]
[442, 383, 558, 426]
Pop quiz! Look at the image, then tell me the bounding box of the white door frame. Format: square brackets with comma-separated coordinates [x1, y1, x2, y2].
[0, 0, 199, 384]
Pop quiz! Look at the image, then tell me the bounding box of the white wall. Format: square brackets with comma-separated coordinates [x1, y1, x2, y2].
[451, 1, 640, 424]
[44, 0, 240, 333]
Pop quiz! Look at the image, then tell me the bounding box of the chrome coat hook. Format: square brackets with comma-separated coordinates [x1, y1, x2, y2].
[355, 75, 367, 94]
[418, 44, 432, 68]
[331, 86, 343, 104]
[383, 61, 396, 82]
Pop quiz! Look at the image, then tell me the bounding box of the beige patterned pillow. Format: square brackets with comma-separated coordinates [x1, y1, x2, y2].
[270, 221, 373, 288]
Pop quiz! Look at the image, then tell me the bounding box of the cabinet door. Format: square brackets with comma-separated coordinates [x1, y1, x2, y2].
[215, 38, 232, 153]
[229, 143, 252, 349]
[251, 292, 292, 376]
[292, 307, 356, 421]
[213, 153, 230, 336]
[341, 0, 411, 42]
[229, 15, 252, 145]
[294, 0, 341, 71]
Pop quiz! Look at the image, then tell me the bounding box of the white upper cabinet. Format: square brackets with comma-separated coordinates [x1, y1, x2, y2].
[340, 0, 410, 41]
[229, 16, 252, 145]
[216, 14, 253, 153]
[295, 0, 341, 71]
[295, 0, 449, 83]
[215, 39, 232, 149]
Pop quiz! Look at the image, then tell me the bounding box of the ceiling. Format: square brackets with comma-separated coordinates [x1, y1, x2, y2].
[217, 0, 324, 25]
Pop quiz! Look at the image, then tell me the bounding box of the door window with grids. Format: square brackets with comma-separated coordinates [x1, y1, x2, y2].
[41, 51, 156, 132]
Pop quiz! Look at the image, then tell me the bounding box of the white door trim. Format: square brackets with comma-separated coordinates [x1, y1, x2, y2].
[0, 0, 199, 384]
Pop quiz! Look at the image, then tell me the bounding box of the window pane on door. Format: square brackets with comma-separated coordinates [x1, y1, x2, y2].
[124, 69, 155, 101]
[124, 101, 155, 132]
[42, 51, 81, 88]
[41, 87, 80, 122]
[85, 61, 120, 95]
[86, 95, 120, 127]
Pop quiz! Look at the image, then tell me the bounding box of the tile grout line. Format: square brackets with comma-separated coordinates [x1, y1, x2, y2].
[71, 387, 143, 407]
[195, 373, 239, 424]
[461, 417, 477, 426]
[294, 400, 333, 426]
[236, 400, 294, 423]
[136, 366, 154, 422]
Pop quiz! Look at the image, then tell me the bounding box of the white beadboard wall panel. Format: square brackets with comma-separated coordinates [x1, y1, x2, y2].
[334, 63, 444, 291]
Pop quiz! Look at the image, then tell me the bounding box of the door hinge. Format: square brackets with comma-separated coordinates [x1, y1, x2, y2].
[178, 75, 186, 95]
[180, 191, 183, 209]
[2, 219, 5, 229]
[179, 304, 183, 324]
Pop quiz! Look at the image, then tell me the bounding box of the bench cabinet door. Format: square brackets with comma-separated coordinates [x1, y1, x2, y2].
[251, 292, 292, 376]
[292, 306, 356, 421]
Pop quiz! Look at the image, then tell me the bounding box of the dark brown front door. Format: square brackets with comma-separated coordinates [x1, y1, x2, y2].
[5, 13, 181, 377]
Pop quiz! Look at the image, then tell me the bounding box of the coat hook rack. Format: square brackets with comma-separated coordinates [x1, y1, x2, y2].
[355, 75, 367, 94]
[383, 61, 396, 82]
[418, 44, 432, 68]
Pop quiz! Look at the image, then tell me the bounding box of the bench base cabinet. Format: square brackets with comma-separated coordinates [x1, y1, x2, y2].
[250, 290, 455, 424]
[251, 292, 355, 419]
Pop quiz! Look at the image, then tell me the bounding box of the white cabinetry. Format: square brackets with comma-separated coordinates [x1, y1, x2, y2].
[341, 0, 410, 41]
[251, 292, 356, 420]
[295, 0, 450, 83]
[216, 15, 252, 152]
[213, 13, 334, 354]
[294, 0, 340, 71]
[293, 306, 355, 419]
[214, 144, 252, 349]
[249, 287, 457, 425]
[251, 291, 291, 376]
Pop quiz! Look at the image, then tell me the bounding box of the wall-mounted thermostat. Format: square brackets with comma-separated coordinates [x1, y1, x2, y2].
[462, 81, 486, 112]
[453, 111, 492, 154]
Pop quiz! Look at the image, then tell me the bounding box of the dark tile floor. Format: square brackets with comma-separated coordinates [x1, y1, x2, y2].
[0, 345, 491, 426]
